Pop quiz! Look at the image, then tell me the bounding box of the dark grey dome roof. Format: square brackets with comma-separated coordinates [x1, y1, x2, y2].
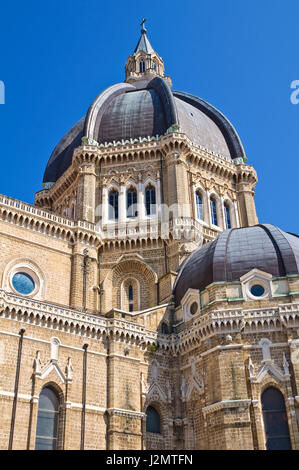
[43, 77, 245, 183]
[174, 224, 299, 306]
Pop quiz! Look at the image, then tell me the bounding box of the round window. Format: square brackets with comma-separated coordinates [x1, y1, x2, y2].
[190, 302, 198, 315]
[12, 272, 35, 295]
[250, 284, 265, 297]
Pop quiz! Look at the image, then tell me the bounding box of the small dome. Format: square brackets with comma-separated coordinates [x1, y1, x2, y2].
[173, 224, 299, 306]
[43, 77, 245, 184]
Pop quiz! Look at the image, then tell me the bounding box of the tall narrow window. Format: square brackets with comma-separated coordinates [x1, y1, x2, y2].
[210, 198, 218, 226]
[127, 188, 138, 218]
[146, 406, 161, 433]
[128, 285, 133, 312]
[145, 185, 156, 216]
[35, 387, 60, 450]
[261, 387, 292, 450]
[224, 202, 231, 229]
[109, 190, 119, 220]
[139, 60, 145, 73]
[196, 191, 203, 220]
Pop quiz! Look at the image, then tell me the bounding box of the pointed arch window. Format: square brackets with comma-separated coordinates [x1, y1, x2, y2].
[35, 387, 60, 450]
[261, 387, 292, 450]
[109, 190, 119, 220]
[195, 190, 203, 221]
[127, 188, 138, 218]
[146, 406, 161, 433]
[145, 184, 156, 216]
[224, 202, 231, 229]
[210, 197, 218, 226]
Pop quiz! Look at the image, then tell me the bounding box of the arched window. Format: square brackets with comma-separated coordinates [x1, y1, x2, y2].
[161, 322, 169, 334]
[109, 190, 119, 220]
[261, 387, 292, 450]
[195, 190, 203, 220]
[127, 188, 138, 218]
[128, 285, 133, 312]
[145, 184, 156, 216]
[139, 60, 145, 73]
[224, 202, 231, 229]
[35, 387, 60, 450]
[146, 406, 161, 433]
[210, 197, 218, 226]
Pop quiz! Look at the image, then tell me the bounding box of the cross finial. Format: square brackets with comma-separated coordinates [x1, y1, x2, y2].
[140, 18, 147, 33]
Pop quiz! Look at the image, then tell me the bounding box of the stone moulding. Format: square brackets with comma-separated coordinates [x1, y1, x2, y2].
[0, 194, 100, 247]
[202, 399, 252, 416]
[106, 408, 145, 419]
[0, 289, 158, 347]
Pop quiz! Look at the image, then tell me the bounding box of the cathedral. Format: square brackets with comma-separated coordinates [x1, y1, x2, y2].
[0, 22, 299, 451]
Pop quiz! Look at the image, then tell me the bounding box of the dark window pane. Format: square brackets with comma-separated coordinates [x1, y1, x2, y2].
[262, 387, 292, 450]
[36, 412, 58, 438]
[35, 437, 57, 451]
[35, 387, 60, 451]
[109, 190, 119, 220]
[146, 406, 160, 433]
[224, 204, 231, 229]
[196, 192, 203, 220]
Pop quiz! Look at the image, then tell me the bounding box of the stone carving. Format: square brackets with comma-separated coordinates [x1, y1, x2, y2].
[66, 358, 73, 382]
[34, 351, 41, 374]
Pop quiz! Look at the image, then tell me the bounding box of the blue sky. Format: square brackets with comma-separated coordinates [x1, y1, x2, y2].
[0, 0, 298, 233]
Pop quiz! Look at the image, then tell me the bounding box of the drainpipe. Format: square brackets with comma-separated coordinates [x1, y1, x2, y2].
[80, 343, 88, 450]
[8, 328, 26, 450]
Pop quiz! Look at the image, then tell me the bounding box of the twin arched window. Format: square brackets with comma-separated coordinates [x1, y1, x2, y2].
[35, 387, 60, 450]
[146, 406, 161, 433]
[108, 185, 157, 220]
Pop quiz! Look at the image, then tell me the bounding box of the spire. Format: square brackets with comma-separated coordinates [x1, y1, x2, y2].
[124, 20, 172, 87]
[134, 19, 155, 54]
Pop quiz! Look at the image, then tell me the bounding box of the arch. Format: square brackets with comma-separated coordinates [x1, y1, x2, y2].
[35, 386, 61, 450]
[224, 200, 232, 229]
[261, 386, 292, 450]
[127, 186, 138, 218]
[108, 189, 119, 220]
[195, 189, 204, 221]
[209, 196, 218, 226]
[146, 405, 161, 434]
[145, 183, 157, 216]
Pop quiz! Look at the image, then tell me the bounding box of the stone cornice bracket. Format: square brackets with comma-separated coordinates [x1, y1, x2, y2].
[236, 164, 258, 186]
[160, 133, 191, 156]
[73, 146, 101, 167]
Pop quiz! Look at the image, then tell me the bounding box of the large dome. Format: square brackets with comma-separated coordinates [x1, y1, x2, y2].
[43, 77, 246, 184]
[173, 224, 299, 306]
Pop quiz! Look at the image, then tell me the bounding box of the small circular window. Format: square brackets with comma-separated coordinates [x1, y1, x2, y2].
[190, 302, 198, 315]
[250, 284, 265, 297]
[12, 272, 35, 295]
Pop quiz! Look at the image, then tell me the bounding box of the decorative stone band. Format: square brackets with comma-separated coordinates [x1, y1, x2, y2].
[172, 303, 299, 354]
[0, 194, 99, 247]
[106, 408, 145, 419]
[0, 289, 158, 348]
[202, 399, 252, 417]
